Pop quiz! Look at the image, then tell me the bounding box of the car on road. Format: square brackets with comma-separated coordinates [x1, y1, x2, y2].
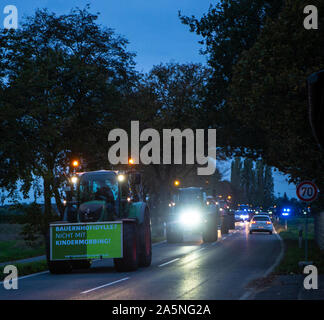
[234, 209, 250, 222]
[249, 214, 273, 234]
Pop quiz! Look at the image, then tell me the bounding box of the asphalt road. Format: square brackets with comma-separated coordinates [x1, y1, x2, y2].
[0, 222, 282, 300]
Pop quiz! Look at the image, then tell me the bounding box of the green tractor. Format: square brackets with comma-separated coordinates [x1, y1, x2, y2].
[166, 187, 220, 243]
[46, 169, 152, 274]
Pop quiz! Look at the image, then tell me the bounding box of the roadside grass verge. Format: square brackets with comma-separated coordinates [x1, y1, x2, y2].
[273, 217, 324, 274]
[0, 240, 45, 263]
[0, 260, 48, 282]
[0, 224, 45, 263]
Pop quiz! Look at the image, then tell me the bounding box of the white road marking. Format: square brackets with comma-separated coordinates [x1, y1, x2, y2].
[158, 258, 180, 267]
[81, 277, 130, 294]
[0, 270, 49, 285]
[196, 247, 205, 252]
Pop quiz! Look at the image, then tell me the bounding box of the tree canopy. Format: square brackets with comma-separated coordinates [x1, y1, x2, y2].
[0, 6, 137, 219]
[229, 0, 324, 191]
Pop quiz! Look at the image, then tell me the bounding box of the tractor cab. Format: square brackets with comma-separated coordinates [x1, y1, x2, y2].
[63, 170, 143, 223]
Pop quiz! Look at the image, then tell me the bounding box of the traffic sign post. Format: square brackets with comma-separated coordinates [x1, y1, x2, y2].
[296, 181, 319, 267]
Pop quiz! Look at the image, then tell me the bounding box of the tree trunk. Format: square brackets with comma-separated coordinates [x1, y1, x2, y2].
[53, 185, 64, 219]
[43, 175, 52, 236]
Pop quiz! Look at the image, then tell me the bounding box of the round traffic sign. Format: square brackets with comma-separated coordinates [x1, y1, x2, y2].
[296, 181, 319, 202]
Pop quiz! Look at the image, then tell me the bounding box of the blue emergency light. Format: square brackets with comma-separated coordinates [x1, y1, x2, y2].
[281, 208, 291, 216]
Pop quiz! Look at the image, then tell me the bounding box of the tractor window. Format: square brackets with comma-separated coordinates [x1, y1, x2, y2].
[78, 173, 118, 203]
[178, 189, 202, 204]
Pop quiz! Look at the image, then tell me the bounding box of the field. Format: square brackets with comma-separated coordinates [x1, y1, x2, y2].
[0, 224, 45, 263]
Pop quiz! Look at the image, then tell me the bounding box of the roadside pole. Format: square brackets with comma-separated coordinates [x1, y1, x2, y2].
[304, 206, 308, 262]
[296, 181, 319, 267]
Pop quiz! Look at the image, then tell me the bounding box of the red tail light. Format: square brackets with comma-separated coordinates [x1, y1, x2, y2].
[266, 221, 271, 224]
[251, 221, 256, 224]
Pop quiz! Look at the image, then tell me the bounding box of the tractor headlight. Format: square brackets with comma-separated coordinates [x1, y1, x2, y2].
[117, 174, 125, 182]
[71, 176, 78, 184]
[179, 210, 202, 226]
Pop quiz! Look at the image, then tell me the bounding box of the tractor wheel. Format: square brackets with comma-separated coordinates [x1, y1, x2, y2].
[114, 222, 139, 272]
[166, 223, 183, 243]
[71, 260, 92, 270]
[45, 230, 72, 274]
[221, 216, 230, 234]
[48, 261, 72, 274]
[202, 216, 217, 243]
[138, 210, 152, 267]
[229, 214, 236, 230]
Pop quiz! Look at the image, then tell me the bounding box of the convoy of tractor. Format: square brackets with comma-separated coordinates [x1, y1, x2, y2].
[45, 160, 236, 274]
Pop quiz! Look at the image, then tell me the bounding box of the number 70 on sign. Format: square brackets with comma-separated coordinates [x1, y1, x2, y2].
[296, 181, 319, 202]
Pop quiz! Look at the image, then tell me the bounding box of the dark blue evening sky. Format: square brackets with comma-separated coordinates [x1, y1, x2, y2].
[8, 0, 212, 72]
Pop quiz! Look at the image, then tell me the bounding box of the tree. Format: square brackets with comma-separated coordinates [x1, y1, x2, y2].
[130, 62, 216, 218]
[263, 165, 274, 208]
[179, 0, 283, 152]
[230, 158, 242, 190]
[230, 157, 274, 207]
[229, 0, 324, 204]
[0, 6, 137, 227]
[241, 158, 255, 204]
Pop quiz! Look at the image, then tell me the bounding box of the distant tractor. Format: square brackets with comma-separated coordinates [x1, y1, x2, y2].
[46, 169, 152, 274]
[166, 187, 222, 243]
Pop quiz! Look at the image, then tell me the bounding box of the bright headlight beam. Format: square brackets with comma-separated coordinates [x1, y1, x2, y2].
[117, 174, 125, 182]
[179, 210, 201, 226]
[71, 176, 78, 184]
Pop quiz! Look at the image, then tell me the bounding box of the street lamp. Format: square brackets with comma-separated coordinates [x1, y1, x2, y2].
[72, 160, 79, 168]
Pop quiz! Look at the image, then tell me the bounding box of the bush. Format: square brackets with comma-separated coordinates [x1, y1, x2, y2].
[12, 203, 59, 246]
[0, 207, 25, 224]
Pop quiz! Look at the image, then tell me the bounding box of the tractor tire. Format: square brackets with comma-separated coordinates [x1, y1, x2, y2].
[229, 214, 236, 230]
[138, 210, 152, 267]
[221, 216, 230, 234]
[48, 261, 72, 274]
[114, 221, 139, 272]
[202, 215, 218, 243]
[166, 223, 183, 243]
[71, 260, 92, 270]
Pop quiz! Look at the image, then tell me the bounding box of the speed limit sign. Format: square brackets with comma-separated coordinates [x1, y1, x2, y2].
[296, 181, 319, 202]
